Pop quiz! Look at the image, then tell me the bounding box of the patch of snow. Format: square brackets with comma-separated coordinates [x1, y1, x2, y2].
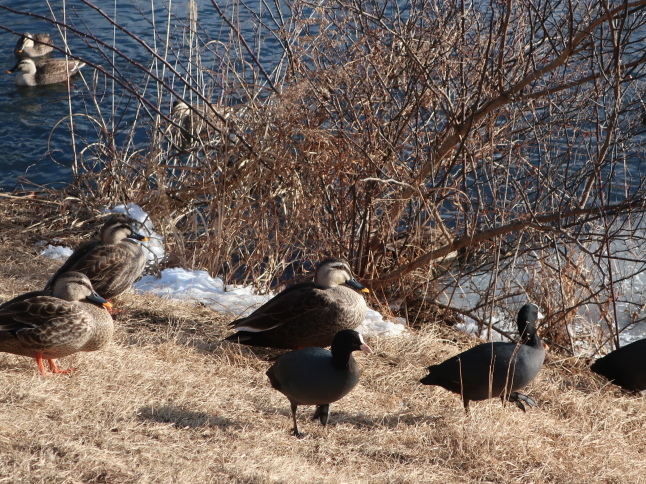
[135, 267, 272, 318]
[39, 244, 74, 261]
[357, 310, 408, 338]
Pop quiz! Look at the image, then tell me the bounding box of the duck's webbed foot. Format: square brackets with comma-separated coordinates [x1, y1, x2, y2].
[35, 355, 75, 376]
[48, 359, 76, 374]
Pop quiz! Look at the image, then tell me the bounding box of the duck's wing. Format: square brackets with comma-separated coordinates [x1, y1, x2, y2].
[229, 282, 319, 332]
[48, 241, 139, 290]
[0, 296, 92, 346]
[0, 290, 51, 309]
[76, 243, 142, 283]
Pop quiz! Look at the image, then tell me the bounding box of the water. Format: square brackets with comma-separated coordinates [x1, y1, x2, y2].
[0, 0, 285, 190]
[1, 2, 126, 188]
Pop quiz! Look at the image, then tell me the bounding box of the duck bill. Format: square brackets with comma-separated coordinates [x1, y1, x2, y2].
[86, 291, 110, 308]
[7, 63, 20, 73]
[345, 278, 370, 293]
[128, 231, 149, 242]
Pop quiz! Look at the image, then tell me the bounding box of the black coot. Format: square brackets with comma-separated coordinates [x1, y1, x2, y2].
[590, 338, 646, 393]
[420, 303, 545, 411]
[266, 329, 372, 437]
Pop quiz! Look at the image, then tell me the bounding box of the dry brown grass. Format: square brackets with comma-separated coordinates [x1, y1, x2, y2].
[0, 198, 644, 484]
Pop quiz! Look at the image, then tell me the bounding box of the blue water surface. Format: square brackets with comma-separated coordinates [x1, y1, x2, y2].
[0, 0, 282, 190]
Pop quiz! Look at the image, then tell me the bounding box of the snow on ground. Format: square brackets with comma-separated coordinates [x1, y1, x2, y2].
[359, 308, 408, 337]
[40, 205, 408, 338]
[38, 244, 74, 261]
[135, 267, 273, 319]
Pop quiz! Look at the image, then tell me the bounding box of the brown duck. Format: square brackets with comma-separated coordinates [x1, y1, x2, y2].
[45, 214, 148, 300]
[169, 100, 235, 149]
[0, 272, 113, 375]
[8, 58, 85, 87]
[14, 33, 54, 59]
[225, 258, 369, 349]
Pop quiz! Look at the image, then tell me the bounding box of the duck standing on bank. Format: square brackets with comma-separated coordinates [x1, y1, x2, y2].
[225, 258, 369, 349]
[266, 329, 373, 437]
[0, 272, 113, 376]
[420, 303, 546, 412]
[45, 214, 148, 300]
[14, 33, 54, 59]
[590, 338, 646, 393]
[8, 57, 85, 87]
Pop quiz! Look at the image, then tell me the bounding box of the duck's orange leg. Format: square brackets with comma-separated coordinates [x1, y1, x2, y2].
[48, 359, 75, 374]
[35, 353, 52, 376]
[34, 354, 75, 375]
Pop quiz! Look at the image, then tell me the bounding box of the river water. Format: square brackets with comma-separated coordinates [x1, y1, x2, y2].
[0, 0, 281, 189]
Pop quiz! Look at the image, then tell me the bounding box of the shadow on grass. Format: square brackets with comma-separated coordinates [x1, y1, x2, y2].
[218, 342, 288, 361]
[137, 404, 242, 430]
[331, 409, 444, 430]
[262, 404, 442, 432]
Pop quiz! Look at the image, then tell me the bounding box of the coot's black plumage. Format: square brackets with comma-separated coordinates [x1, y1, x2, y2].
[590, 338, 646, 393]
[225, 258, 369, 349]
[266, 329, 372, 437]
[420, 303, 545, 411]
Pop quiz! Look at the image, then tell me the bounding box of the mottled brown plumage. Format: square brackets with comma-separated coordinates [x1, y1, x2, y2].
[225, 258, 369, 349]
[14, 33, 54, 59]
[45, 214, 148, 300]
[0, 272, 113, 375]
[169, 100, 235, 149]
[8, 58, 85, 87]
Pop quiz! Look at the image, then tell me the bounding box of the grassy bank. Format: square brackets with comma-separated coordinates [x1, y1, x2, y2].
[0, 197, 643, 483]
